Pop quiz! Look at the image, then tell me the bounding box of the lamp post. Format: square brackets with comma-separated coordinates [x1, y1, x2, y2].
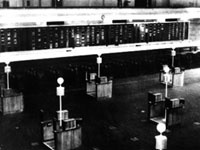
[56, 77, 65, 126]
[163, 65, 170, 98]
[4, 62, 11, 90]
[155, 123, 167, 150]
[97, 55, 102, 78]
[171, 48, 176, 68]
[163, 65, 170, 122]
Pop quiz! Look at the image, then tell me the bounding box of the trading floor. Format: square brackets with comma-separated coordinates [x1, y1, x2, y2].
[1, 6, 200, 150]
[1, 66, 200, 150]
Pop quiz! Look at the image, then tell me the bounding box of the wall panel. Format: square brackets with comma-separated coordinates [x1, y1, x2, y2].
[189, 18, 200, 41]
[89, 0, 103, 7]
[22, 0, 40, 7]
[0, 0, 200, 8]
[63, 0, 89, 7]
[9, 0, 23, 7]
[41, 0, 52, 7]
[128, 0, 135, 7]
[170, 0, 196, 7]
[0, 0, 3, 7]
[155, 0, 169, 7]
[104, 0, 117, 7]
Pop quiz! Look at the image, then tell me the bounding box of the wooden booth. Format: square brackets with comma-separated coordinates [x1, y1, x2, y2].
[0, 64, 24, 115]
[86, 73, 112, 100]
[160, 67, 185, 87]
[165, 97, 185, 127]
[147, 91, 165, 124]
[40, 109, 82, 150]
[0, 88, 24, 115]
[0, 75, 24, 115]
[147, 91, 185, 128]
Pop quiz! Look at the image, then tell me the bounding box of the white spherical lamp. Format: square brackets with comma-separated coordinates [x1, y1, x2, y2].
[57, 77, 64, 85]
[156, 123, 166, 134]
[163, 65, 170, 74]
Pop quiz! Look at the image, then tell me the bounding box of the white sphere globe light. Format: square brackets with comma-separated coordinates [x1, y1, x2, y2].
[163, 65, 170, 73]
[156, 123, 166, 134]
[57, 77, 64, 85]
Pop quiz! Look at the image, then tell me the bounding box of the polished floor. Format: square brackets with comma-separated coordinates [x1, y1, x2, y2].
[1, 68, 200, 150]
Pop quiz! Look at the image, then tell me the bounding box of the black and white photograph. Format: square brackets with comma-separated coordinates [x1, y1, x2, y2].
[0, 0, 200, 150]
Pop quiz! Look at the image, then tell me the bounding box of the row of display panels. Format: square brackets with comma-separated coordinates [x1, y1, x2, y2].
[0, 0, 118, 8]
[0, 21, 189, 52]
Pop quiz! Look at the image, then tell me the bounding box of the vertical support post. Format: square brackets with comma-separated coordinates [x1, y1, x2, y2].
[164, 74, 168, 122]
[97, 55, 102, 78]
[165, 79, 168, 98]
[163, 65, 170, 98]
[57, 77, 65, 127]
[4, 63, 11, 90]
[171, 48, 176, 68]
[98, 64, 100, 78]
[162, 73, 168, 122]
[163, 65, 170, 122]
[6, 71, 9, 89]
[85, 71, 88, 81]
[59, 95, 62, 126]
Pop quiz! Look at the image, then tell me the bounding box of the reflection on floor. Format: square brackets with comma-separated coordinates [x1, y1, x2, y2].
[1, 68, 200, 150]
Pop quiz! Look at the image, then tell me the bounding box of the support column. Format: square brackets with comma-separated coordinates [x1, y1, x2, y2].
[171, 48, 176, 68]
[56, 77, 65, 127]
[97, 55, 102, 78]
[4, 62, 11, 90]
[163, 65, 170, 122]
[163, 65, 170, 98]
[2, 62, 24, 115]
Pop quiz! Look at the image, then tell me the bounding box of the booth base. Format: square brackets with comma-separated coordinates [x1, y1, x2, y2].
[43, 140, 55, 150]
[0, 89, 24, 115]
[150, 117, 166, 124]
[86, 80, 112, 100]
